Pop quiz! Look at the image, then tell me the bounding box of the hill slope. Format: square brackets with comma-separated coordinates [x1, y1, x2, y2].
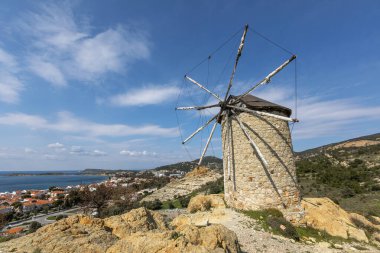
[295, 132, 380, 216]
[151, 156, 222, 173]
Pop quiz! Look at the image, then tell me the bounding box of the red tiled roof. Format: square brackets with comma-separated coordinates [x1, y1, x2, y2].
[5, 227, 23, 234]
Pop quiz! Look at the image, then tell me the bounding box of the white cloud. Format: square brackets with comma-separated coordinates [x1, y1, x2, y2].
[93, 150, 107, 157]
[28, 57, 66, 86]
[252, 87, 380, 139]
[47, 142, 64, 148]
[0, 47, 17, 68]
[0, 71, 23, 104]
[17, 3, 150, 85]
[24, 148, 37, 154]
[0, 111, 178, 138]
[110, 85, 179, 107]
[0, 48, 23, 104]
[72, 27, 150, 79]
[120, 149, 156, 157]
[69, 146, 107, 156]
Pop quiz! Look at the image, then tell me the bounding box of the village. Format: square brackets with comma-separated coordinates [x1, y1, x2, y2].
[0, 168, 186, 239]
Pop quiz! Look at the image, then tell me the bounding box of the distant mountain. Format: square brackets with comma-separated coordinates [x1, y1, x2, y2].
[151, 156, 223, 173]
[80, 168, 137, 175]
[296, 132, 380, 159]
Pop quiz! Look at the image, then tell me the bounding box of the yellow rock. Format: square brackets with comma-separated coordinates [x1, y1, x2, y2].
[187, 194, 225, 213]
[301, 198, 368, 242]
[0, 207, 239, 253]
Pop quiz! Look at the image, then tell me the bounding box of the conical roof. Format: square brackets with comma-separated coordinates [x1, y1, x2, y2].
[230, 94, 292, 117]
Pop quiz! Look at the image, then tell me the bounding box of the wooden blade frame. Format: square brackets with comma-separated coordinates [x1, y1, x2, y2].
[185, 75, 222, 102]
[176, 104, 220, 111]
[231, 110, 269, 168]
[237, 55, 296, 101]
[198, 119, 218, 166]
[224, 24, 249, 102]
[182, 114, 219, 144]
[225, 113, 232, 180]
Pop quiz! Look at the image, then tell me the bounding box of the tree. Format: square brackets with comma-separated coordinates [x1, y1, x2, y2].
[29, 221, 42, 233]
[79, 185, 112, 216]
[52, 199, 64, 207]
[0, 212, 14, 228]
[11, 201, 23, 213]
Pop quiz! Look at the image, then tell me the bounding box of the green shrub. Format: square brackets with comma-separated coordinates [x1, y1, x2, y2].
[55, 214, 68, 221]
[178, 196, 191, 208]
[142, 199, 162, 210]
[266, 216, 299, 241]
[29, 221, 42, 233]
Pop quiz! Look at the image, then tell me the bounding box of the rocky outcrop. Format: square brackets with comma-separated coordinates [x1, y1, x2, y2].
[0, 207, 240, 253]
[301, 198, 369, 242]
[0, 215, 118, 253]
[141, 166, 222, 203]
[187, 194, 226, 213]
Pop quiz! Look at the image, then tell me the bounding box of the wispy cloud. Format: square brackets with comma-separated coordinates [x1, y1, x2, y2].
[0, 47, 23, 103]
[28, 56, 67, 87]
[253, 87, 380, 139]
[47, 142, 64, 148]
[109, 85, 179, 107]
[24, 148, 37, 154]
[120, 149, 157, 157]
[0, 111, 178, 138]
[70, 146, 107, 156]
[16, 2, 150, 86]
[47, 142, 66, 152]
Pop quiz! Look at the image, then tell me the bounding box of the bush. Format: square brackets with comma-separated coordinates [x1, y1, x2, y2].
[178, 196, 191, 208]
[142, 199, 162, 210]
[55, 214, 68, 221]
[29, 221, 42, 233]
[341, 187, 355, 198]
[266, 216, 299, 241]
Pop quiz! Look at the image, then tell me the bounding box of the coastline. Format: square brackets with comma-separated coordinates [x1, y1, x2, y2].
[0, 173, 108, 193]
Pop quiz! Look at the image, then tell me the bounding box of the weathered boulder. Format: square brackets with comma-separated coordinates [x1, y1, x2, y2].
[0, 208, 240, 253]
[107, 224, 240, 253]
[0, 215, 118, 253]
[173, 208, 228, 228]
[104, 207, 167, 238]
[187, 194, 226, 213]
[301, 198, 368, 242]
[350, 212, 380, 232]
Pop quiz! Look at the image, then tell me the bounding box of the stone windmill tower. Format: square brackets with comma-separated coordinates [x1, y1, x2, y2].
[176, 25, 303, 222]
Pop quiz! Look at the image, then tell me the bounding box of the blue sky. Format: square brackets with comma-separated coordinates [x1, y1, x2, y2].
[0, 0, 379, 170]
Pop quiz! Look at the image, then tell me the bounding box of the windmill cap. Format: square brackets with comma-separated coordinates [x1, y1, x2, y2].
[230, 94, 292, 117]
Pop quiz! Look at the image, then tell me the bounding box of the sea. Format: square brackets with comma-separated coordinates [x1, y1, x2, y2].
[0, 171, 108, 192]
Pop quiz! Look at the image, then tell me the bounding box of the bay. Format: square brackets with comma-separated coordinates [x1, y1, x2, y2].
[0, 171, 107, 192]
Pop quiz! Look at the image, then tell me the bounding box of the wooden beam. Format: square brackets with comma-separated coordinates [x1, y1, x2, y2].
[198, 120, 218, 166]
[182, 114, 218, 144]
[185, 75, 222, 102]
[175, 104, 220, 111]
[225, 113, 232, 180]
[224, 24, 249, 101]
[227, 105, 299, 122]
[231, 110, 269, 168]
[237, 55, 296, 100]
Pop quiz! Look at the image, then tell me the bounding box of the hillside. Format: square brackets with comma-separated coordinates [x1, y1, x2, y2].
[295, 132, 380, 216]
[142, 166, 223, 203]
[151, 156, 223, 173]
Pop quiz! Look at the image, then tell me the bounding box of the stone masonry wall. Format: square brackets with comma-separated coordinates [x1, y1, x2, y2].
[222, 111, 303, 223]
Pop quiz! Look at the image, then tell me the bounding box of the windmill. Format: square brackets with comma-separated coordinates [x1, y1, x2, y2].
[176, 25, 303, 222]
